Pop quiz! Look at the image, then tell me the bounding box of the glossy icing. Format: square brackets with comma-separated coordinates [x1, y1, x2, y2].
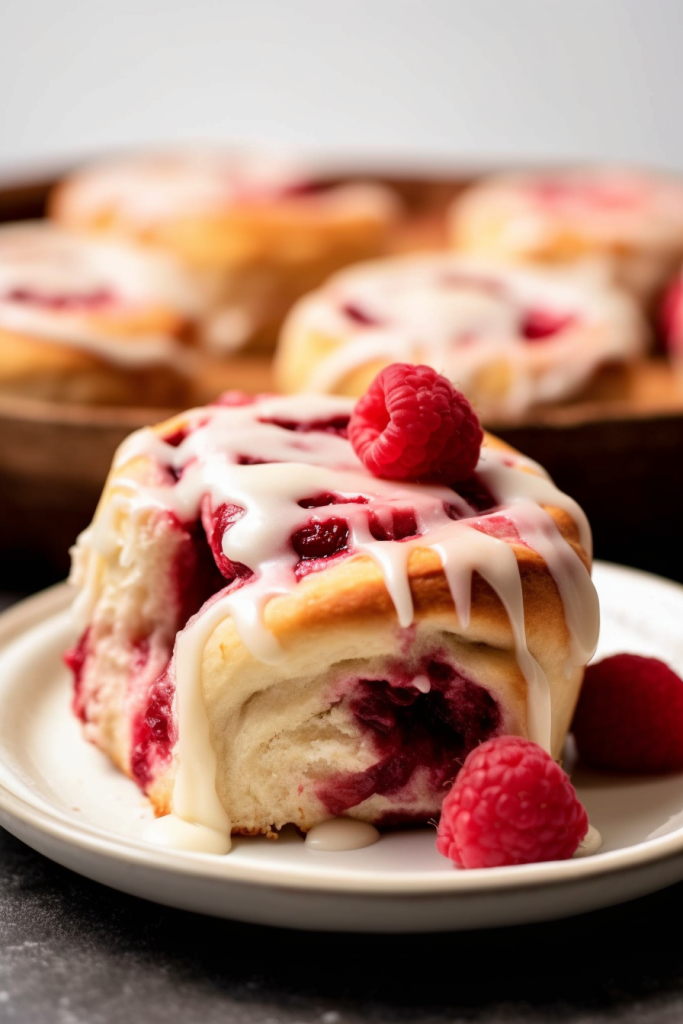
[573, 823, 603, 858]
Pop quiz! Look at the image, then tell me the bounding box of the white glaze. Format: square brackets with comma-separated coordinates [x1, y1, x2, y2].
[143, 813, 231, 854]
[573, 823, 603, 858]
[59, 150, 397, 226]
[282, 253, 646, 419]
[74, 393, 599, 853]
[0, 222, 201, 368]
[454, 168, 683, 251]
[305, 818, 380, 852]
[60, 150, 306, 223]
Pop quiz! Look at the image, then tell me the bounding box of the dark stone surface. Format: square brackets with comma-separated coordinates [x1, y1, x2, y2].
[1, 589, 682, 1023]
[2, 822, 683, 1024]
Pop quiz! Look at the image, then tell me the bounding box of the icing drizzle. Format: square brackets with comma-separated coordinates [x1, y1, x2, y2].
[73, 394, 599, 854]
[58, 150, 398, 226]
[0, 223, 200, 368]
[282, 254, 645, 418]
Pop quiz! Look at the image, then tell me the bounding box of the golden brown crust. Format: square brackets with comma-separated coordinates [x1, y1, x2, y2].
[0, 326, 189, 406]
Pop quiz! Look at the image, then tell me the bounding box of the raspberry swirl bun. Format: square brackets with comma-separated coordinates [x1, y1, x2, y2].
[0, 223, 201, 405]
[50, 150, 400, 355]
[449, 168, 683, 302]
[67, 391, 598, 852]
[276, 253, 646, 421]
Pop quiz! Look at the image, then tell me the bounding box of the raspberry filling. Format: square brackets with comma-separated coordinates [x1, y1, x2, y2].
[316, 660, 501, 818]
[163, 427, 190, 448]
[290, 507, 421, 568]
[131, 666, 176, 788]
[64, 628, 91, 722]
[522, 308, 576, 341]
[451, 474, 496, 514]
[341, 302, 383, 327]
[4, 286, 116, 311]
[298, 492, 369, 509]
[531, 178, 642, 211]
[128, 515, 227, 788]
[202, 469, 499, 584]
[201, 501, 252, 583]
[260, 415, 350, 438]
[292, 517, 350, 560]
[277, 179, 332, 200]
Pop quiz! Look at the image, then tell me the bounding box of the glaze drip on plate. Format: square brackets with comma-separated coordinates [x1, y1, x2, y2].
[72, 393, 599, 854]
[305, 818, 380, 852]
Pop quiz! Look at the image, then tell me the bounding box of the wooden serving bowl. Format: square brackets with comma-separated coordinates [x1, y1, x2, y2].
[0, 166, 681, 589]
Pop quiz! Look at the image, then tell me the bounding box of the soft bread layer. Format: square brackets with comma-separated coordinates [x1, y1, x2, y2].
[0, 326, 189, 405]
[73, 508, 185, 771]
[198, 629, 529, 832]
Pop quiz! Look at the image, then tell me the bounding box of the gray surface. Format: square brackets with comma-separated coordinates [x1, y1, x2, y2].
[1, 586, 682, 1024]
[1, 822, 683, 1024]
[1, 0, 683, 172]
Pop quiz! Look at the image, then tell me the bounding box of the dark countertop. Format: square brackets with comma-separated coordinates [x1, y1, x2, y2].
[2, 822, 683, 1024]
[1, 590, 682, 1024]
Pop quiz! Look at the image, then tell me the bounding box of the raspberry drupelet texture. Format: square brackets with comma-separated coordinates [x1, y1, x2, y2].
[572, 654, 683, 773]
[436, 736, 588, 868]
[348, 363, 483, 483]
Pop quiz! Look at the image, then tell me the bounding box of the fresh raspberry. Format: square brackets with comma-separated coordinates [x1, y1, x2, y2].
[348, 364, 483, 483]
[661, 279, 683, 355]
[572, 654, 683, 773]
[436, 736, 588, 868]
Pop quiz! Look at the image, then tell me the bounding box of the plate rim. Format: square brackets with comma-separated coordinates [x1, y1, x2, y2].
[2, 563, 683, 898]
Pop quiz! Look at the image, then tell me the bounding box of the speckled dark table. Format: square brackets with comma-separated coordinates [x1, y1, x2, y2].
[1, 589, 683, 1024]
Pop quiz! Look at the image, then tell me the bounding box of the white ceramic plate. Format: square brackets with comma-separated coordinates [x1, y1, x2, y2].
[1, 562, 683, 933]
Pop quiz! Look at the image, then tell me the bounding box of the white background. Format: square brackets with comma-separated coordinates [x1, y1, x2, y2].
[0, 0, 680, 172]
